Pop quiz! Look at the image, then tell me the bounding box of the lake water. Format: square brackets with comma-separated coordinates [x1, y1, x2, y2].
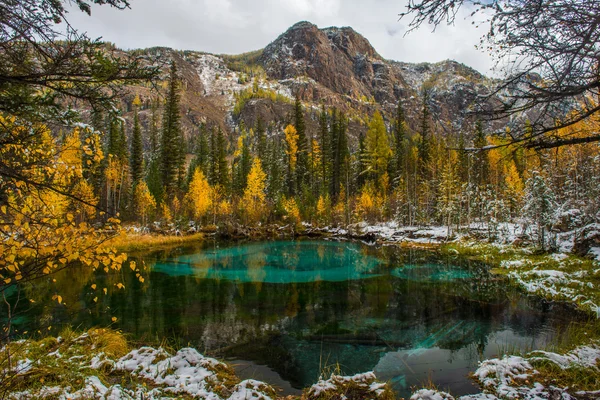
[9, 240, 582, 398]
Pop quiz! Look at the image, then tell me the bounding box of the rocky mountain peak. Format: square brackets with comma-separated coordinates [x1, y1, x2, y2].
[259, 21, 392, 102]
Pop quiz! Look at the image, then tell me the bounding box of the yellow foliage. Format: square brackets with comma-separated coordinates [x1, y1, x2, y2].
[185, 169, 212, 221]
[243, 158, 267, 224]
[133, 181, 156, 225]
[282, 197, 301, 226]
[316, 195, 330, 224]
[284, 124, 299, 171]
[504, 161, 524, 198]
[0, 117, 126, 296]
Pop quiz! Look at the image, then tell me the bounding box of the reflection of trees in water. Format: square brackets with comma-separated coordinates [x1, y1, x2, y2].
[246, 248, 266, 292]
[5, 241, 582, 388]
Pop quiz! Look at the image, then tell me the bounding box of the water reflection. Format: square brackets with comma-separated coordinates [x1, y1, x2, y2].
[5, 240, 581, 398]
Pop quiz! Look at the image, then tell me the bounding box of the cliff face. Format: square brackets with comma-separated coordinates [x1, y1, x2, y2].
[259, 21, 403, 104]
[115, 21, 500, 147]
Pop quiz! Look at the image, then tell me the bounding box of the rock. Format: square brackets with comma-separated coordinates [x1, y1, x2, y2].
[573, 223, 600, 256]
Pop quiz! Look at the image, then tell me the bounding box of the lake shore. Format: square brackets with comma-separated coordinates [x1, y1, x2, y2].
[70, 226, 600, 399]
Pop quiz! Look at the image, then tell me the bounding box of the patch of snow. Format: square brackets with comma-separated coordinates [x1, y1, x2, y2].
[227, 379, 273, 400]
[529, 345, 600, 369]
[411, 388, 456, 400]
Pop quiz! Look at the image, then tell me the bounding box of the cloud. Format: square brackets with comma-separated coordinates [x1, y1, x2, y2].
[63, 0, 494, 74]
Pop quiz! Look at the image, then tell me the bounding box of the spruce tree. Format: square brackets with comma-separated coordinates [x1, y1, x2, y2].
[149, 98, 160, 154]
[318, 105, 330, 194]
[255, 117, 267, 161]
[267, 136, 283, 200]
[473, 120, 489, 188]
[330, 109, 349, 201]
[160, 61, 183, 200]
[188, 123, 209, 182]
[216, 127, 229, 190]
[130, 109, 144, 184]
[294, 95, 309, 193]
[393, 101, 407, 185]
[417, 87, 431, 181]
[209, 126, 217, 186]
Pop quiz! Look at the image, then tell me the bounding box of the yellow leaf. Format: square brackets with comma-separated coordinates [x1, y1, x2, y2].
[111, 316, 117, 322]
[1, 206, 6, 214]
[129, 261, 136, 271]
[116, 283, 125, 290]
[4, 278, 10, 284]
[42, 267, 50, 274]
[59, 258, 67, 264]
[139, 276, 145, 283]
[91, 284, 96, 290]
[93, 297, 98, 303]
[103, 288, 107, 295]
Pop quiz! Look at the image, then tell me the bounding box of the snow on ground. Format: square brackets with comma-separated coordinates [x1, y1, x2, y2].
[307, 371, 389, 398]
[411, 343, 600, 400]
[8, 333, 276, 400]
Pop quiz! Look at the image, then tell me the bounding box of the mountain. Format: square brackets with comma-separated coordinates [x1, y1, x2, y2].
[115, 21, 496, 148]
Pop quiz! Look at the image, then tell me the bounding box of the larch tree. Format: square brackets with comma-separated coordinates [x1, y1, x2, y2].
[185, 169, 212, 224]
[365, 111, 392, 186]
[284, 124, 299, 196]
[243, 158, 267, 224]
[133, 181, 156, 227]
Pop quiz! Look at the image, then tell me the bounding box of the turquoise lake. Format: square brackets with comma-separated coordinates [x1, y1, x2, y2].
[10, 240, 583, 398]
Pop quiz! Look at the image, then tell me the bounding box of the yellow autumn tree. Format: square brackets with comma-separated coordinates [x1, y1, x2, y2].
[185, 169, 213, 223]
[284, 124, 299, 172]
[243, 158, 267, 224]
[504, 161, 525, 214]
[316, 195, 330, 225]
[282, 196, 301, 228]
[133, 181, 156, 226]
[0, 118, 128, 301]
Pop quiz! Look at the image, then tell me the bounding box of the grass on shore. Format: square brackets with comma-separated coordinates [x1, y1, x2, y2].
[102, 232, 205, 253]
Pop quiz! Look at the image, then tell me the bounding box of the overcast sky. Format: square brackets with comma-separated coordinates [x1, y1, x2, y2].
[65, 0, 495, 75]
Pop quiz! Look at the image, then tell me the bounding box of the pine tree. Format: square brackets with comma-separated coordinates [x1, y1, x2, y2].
[160, 61, 183, 200]
[130, 109, 144, 184]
